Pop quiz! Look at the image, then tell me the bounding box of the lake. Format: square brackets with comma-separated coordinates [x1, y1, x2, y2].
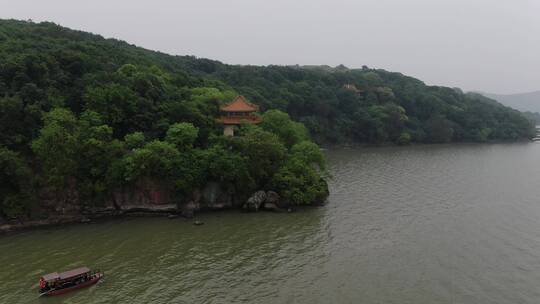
[2, 143, 540, 303]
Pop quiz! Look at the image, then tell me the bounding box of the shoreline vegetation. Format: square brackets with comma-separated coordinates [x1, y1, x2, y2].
[0, 19, 536, 231]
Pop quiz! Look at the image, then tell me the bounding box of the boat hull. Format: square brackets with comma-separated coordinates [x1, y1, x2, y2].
[41, 273, 103, 296]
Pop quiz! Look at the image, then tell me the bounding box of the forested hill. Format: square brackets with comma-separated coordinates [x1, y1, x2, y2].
[0, 19, 535, 147]
[1, 19, 536, 220]
[0, 20, 534, 143]
[482, 91, 540, 114]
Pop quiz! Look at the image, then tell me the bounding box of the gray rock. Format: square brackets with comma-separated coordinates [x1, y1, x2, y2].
[119, 204, 177, 212]
[210, 203, 227, 210]
[262, 192, 285, 212]
[201, 182, 234, 209]
[244, 191, 267, 212]
[265, 191, 280, 204]
[182, 210, 194, 219]
[202, 182, 221, 205]
[262, 202, 282, 212]
[181, 201, 199, 218]
[191, 189, 202, 205]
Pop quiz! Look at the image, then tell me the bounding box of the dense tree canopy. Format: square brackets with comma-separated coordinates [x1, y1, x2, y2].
[0, 147, 35, 218]
[0, 19, 535, 218]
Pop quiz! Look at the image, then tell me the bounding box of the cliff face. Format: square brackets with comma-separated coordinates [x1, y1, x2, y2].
[6, 177, 324, 225]
[110, 180, 176, 211]
[0, 178, 329, 233]
[52, 180, 242, 216]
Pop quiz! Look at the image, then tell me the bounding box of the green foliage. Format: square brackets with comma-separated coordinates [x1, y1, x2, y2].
[425, 115, 454, 143]
[522, 111, 540, 125]
[77, 111, 123, 204]
[397, 132, 412, 145]
[290, 141, 326, 172]
[270, 158, 329, 205]
[0, 96, 41, 151]
[200, 145, 252, 187]
[31, 108, 122, 204]
[230, 126, 288, 186]
[83, 84, 138, 135]
[123, 140, 180, 182]
[270, 140, 328, 205]
[190, 87, 236, 104]
[0, 19, 533, 148]
[261, 110, 308, 147]
[0, 147, 35, 218]
[31, 108, 80, 187]
[124, 132, 146, 149]
[165, 123, 198, 150]
[0, 19, 536, 214]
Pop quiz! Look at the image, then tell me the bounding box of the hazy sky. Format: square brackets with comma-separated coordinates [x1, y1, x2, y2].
[1, 0, 539, 94]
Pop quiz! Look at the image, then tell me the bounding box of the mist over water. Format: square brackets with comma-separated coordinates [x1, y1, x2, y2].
[2, 143, 540, 303]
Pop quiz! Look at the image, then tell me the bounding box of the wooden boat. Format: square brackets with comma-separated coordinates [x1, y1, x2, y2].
[38, 266, 103, 297]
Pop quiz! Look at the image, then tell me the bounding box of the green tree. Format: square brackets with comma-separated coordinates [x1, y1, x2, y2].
[425, 115, 454, 143]
[270, 157, 328, 205]
[83, 84, 138, 136]
[261, 110, 308, 147]
[124, 132, 146, 150]
[77, 111, 123, 205]
[230, 126, 287, 186]
[200, 145, 253, 189]
[290, 141, 326, 172]
[122, 140, 180, 182]
[397, 132, 412, 145]
[0, 147, 35, 218]
[0, 96, 41, 150]
[31, 108, 80, 188]
[165, 122, 199, 150]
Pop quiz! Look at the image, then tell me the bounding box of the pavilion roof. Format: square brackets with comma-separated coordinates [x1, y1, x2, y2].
[220, 96, 259, 112]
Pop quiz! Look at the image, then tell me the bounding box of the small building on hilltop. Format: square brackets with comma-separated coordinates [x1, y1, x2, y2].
[217, 95, 262, 136]
[343, 84, 363, 94]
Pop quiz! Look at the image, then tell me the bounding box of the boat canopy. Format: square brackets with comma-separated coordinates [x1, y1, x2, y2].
[42, 267, 91, 282]
[42, 272, 60, 282]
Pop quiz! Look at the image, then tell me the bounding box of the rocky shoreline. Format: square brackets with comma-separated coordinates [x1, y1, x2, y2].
[0, 189, 326, 234]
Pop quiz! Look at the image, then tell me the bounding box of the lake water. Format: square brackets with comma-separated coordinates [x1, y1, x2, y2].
[3, 143, 540, 303]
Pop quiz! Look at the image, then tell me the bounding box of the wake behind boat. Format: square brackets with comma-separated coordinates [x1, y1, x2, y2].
[38, 266, 103, 297]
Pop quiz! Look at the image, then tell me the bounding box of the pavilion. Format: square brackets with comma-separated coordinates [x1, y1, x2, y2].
[217, 95, 262, 136]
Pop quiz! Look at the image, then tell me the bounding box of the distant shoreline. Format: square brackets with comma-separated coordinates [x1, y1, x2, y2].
[321, 138, 534, 149]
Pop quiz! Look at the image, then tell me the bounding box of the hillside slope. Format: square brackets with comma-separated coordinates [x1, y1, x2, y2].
[0, 19, 535, 147]
[0, 19, 332, 220]
[482, 91, 540, 113]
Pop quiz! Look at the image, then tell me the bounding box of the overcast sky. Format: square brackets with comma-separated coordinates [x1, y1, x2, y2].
[1, 0, 539, 94]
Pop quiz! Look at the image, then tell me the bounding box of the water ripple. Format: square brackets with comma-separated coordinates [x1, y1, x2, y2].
[3, 144, 540, 303]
